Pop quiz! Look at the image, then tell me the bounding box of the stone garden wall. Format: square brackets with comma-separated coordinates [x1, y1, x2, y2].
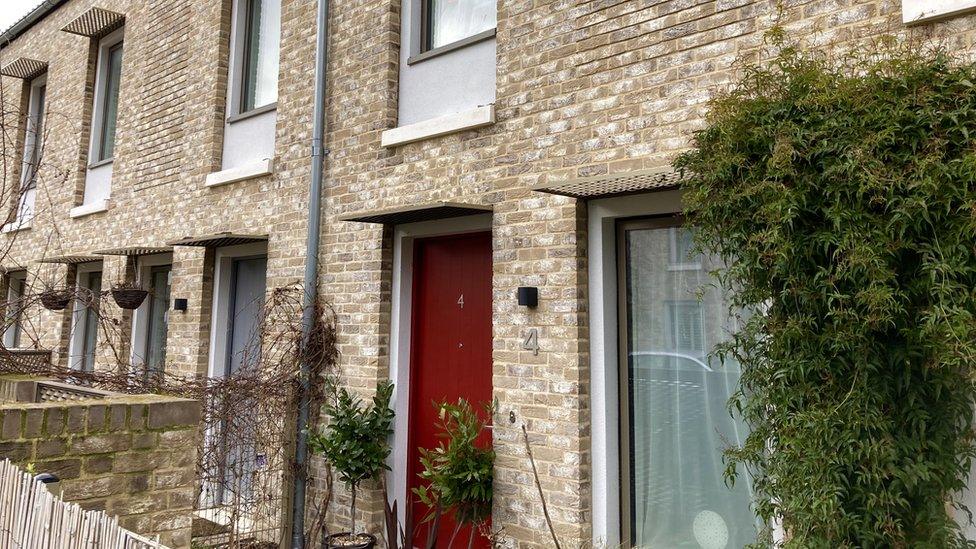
[0, 376, 200, 548]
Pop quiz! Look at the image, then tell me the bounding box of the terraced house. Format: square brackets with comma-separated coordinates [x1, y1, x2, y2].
[2, 0, 976, 548]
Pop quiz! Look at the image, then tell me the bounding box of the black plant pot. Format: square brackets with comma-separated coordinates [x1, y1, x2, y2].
[39, 289, 72, 311]
[111, 288, 148, 310]
[325, 533, 376, 549]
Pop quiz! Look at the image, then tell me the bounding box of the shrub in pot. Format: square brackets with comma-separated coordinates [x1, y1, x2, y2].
[310, 380, 395, 549]
[414, 399, 493, 549]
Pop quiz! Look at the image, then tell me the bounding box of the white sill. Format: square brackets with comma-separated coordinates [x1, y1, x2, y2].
[206, 158, 274, 188]
[903, 0, 976, 24]
[381, 105, 495, 148]
[666, 263, 702, 272]
[69, 199, 111, 218]
[1, 219, 32, 233]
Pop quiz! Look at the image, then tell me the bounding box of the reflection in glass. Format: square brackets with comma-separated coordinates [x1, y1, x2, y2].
[426, 0, 495, 50]
[98, 44, 123, 161]
[241, 0, 280, 112]
[622, 223, 756, 548]
[81, 272, 102, 372]
[145, 266, 171, 376]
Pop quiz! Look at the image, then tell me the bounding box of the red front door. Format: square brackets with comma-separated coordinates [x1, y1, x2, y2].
[408, 232, 493, 549]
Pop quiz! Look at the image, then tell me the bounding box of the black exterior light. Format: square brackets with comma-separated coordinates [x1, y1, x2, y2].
[517, 287, 538, 308]
[34, 473, 59, 484]
[173, 298, 188, 311]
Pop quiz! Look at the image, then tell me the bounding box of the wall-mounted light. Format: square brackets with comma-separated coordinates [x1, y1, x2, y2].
[173, 298, 188, 312]
[517, 287, 538, 308]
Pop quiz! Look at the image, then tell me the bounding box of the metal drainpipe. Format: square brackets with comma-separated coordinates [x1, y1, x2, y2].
[291, 0, 330, 546]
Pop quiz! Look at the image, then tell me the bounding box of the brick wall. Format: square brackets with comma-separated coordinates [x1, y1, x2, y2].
[3, 1, 976, 548]
[315, 1, 976, 547]
[0, 376, 200, 548]
[0, 0, 315, 377]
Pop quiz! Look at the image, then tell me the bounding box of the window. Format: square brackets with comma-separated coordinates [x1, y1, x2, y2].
[12, 75, 46, 226]
[618, 218, 756, 547]
[668, 227, 701, 270]
[3, 271, 27, 348]
[143, 265, 171, 376]
[424, 0, 496, 50]
[70, 268, 102, 371]
[94, 40, 123, 163]
[21, 76, 46, 191]
[239, 0, 280, 113]
[667, 301, 704, 353]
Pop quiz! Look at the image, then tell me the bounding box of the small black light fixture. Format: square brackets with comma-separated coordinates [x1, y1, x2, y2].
[34, 473, 59, 484]
[517, 286, 538, 308]
[173, 298, 188, 312]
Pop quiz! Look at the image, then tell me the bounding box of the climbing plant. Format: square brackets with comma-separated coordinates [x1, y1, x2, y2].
[677, 33, 976, 547]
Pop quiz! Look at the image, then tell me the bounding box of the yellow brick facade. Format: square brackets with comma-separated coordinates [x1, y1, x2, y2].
[2, 0, 976, 547]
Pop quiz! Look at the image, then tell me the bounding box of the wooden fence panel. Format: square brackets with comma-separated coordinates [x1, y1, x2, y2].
[0, 459, 167, 549]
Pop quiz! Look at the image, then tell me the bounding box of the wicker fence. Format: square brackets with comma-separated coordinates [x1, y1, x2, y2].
[0, 459, 167, 548]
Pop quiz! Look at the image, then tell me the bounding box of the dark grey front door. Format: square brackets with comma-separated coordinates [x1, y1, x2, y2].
[225, 256, 267, 376]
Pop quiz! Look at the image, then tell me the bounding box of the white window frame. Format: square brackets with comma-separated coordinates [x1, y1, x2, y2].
[88, 28, 124, 166]
[590, 190, 784, 546]
[8, 74, 47, 231]
[213, 0, 279, 178]
[588, 190, 684, 547]
[666, 226, 702, 271]
[129, 253, 174, 370]
[78, 27, 124, 213]
[3, 270, 28, 348]
[226, 0, 279, 119]
[68, 263, 104, 371]
[903, 0, 976, 23]
[385, 213, 492, 529]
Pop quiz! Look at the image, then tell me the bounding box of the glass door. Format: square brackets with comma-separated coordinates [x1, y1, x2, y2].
[219, 255, 267, 506]
[618, 217, 755, 548]
[80, 271, 102, 372]
[144, 265, 172, 376]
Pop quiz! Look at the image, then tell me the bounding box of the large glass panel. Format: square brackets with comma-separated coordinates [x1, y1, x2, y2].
[81, 272, 102, 372]
[144, 266, 172, 376]
[241, 0, 280, 112]
[22, 82, 45, 190]
[98, 43, 123, 161]
[219, 256, 267, 506]
[621, 220, 755, 548]
[5, 274, 25, 348]
[426, 0, 496, 50]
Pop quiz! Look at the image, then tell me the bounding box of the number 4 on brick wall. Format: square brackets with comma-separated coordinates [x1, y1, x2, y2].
[522, 328, 539, 356]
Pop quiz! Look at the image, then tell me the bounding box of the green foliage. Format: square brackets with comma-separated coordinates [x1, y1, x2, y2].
[414, 399, 494, 528]
[311, 380, 395, 488]
[310, 380, 395, 536]
[676, 35, 976, 548]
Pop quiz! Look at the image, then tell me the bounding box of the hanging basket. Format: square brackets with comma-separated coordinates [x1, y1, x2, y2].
[39, 289, 72, 311]
[111, 288, 148, 310]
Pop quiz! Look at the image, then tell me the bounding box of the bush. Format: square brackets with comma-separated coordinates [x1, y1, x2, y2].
[677, 34, 976, 547]
[310, 380, 395, 540]
[414, 399, 493, 547]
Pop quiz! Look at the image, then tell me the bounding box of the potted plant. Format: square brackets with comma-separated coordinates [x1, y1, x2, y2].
[414, 399, 494, 549]
[310, 380, 395, 549]
[38, 287, 72, 310]
[110, 281, 148, 310]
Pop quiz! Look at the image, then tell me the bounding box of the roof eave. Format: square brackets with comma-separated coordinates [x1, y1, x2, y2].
[0, 1, 69, 51]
